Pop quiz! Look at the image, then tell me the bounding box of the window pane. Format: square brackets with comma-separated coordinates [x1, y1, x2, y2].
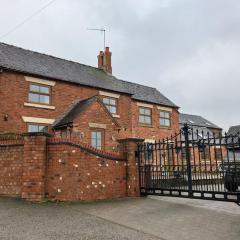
[109, 98, 116, 105]
[145, 116, 151, 124]
[139, 107, 145, 114]
[165, 112, 170, 118]
[97, 136, 101, 149]
[39, 86, 49, 94]
[105, 105, 110, 112]
[103, 98, 110, 104]
[139, 115, 145, 123]
[160, 111, 165, 118]
[144, 108, 151, 116]
[39, 125, 48, 132]
[91, 132, 97, 139]
[29, 93, 39, 103]
[91, 138, 96, 147]
[28, 125, 39, 132]
[96, 132, 101, 139]
[109, 106, 116, 114]
[91, 131, 102, 150]
[30, 84, 40, 92]
[165, 119, 170, 126]
[40, 95, 50, 104]
[160, 118, 165, 126]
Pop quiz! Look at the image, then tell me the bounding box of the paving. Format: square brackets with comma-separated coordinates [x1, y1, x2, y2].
[0, 196, 240, 240]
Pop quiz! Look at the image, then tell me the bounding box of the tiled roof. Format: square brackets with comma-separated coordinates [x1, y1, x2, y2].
[180, 113, 222, 130]
[53, 96, 120, 129]
[227, 125, 240, 136]
[0, 42, 178, 108]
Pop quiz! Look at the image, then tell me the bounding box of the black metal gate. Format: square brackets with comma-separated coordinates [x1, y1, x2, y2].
[137, 124, 240, 204]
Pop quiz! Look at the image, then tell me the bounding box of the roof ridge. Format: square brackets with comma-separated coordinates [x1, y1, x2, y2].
[180, 113, 202, 117]
[0, 41, 158, 91]
[229, 125, 240, 128]
[0, 41, 104, 72]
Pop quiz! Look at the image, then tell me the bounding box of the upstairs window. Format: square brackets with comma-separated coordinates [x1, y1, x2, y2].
[160, 111, 171, 127]
[28, 83, 51, 105]
[139, 107, 152, 125]
[28, 124, 48, 133]
[91, 130, 103, 150]
[103, 97, 117, 114]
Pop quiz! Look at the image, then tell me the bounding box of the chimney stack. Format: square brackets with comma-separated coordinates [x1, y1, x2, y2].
[97, 47, 112, 74]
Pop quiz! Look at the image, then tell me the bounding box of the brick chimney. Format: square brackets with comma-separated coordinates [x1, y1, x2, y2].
[97, 47, 112, 74]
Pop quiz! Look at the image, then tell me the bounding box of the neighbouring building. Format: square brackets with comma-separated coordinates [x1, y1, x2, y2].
[0, 43, 180, 151]
[180, 113, 222, 136]
[227, 125, 240, 159]
[179, 113, 223, 166]
[227, 125, 240, 137]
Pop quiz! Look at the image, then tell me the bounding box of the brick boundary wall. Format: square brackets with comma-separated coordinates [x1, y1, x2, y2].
[0, 133, 144, 202]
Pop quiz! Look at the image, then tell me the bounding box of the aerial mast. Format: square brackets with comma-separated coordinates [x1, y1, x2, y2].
[87, 27, 106, 49]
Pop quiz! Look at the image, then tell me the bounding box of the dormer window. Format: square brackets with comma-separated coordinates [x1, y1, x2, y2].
[28, 83, 51, 105]
[103, 97, 117, 114]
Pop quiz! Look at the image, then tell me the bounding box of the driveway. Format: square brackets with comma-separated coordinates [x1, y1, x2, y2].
[0, 197, 239, 240]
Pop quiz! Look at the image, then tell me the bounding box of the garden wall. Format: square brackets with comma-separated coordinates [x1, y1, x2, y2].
[0, 133, 143, 202]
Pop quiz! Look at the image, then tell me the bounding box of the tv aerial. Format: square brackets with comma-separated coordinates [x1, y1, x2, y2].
[87, 27, 106, 49]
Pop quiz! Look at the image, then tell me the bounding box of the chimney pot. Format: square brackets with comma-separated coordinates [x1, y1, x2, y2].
[97, 47, 112, 74]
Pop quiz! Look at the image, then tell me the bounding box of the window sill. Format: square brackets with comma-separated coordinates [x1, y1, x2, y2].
[139, 124, 153, 128]
[112, 114, 120, 118]
[24, 102, 55, 110]
[159, 126, 172, 130]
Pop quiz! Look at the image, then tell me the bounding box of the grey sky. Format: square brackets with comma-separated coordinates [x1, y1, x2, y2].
[0, 0, 239, 131]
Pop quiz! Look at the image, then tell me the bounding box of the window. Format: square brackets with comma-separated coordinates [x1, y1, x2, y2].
[91, 130, 103, 150]
[144, 143, 153, 162]
[103, 97, 117, 114]
[160, 111, 171, 127]
[28, 124, 48, 133]
[28, 83, 51, 105]
[139, 107, 152, 125]
[200, 146, 209, 160]
[215, 148, 222, 161]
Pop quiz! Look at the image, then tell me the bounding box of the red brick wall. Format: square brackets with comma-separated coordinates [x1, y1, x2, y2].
[46, 143, 127, 201]
[0, 134, 142, 202]
[21, 135, 47, 201]
[0, 72, 132, 134]
[131, 102, 179, 140]
[0, 71, 179, 142]
[0, 145, 23, 197]
[68, 100, 120, 152]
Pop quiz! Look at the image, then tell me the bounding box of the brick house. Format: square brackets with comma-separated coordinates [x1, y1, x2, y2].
[180, 113, 223, 168]
[0, 42, 179, 150]
[0, 42, 181, 201]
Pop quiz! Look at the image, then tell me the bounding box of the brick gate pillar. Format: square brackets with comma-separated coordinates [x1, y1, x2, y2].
[21, 133, 49, 201]
[118, 138, 144, 197]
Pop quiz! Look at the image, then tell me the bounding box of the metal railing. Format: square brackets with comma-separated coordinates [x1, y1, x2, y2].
[137, 124, 240, 203]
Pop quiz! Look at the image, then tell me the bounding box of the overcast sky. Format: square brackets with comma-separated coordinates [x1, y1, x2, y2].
[0, 0, 239, 131]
